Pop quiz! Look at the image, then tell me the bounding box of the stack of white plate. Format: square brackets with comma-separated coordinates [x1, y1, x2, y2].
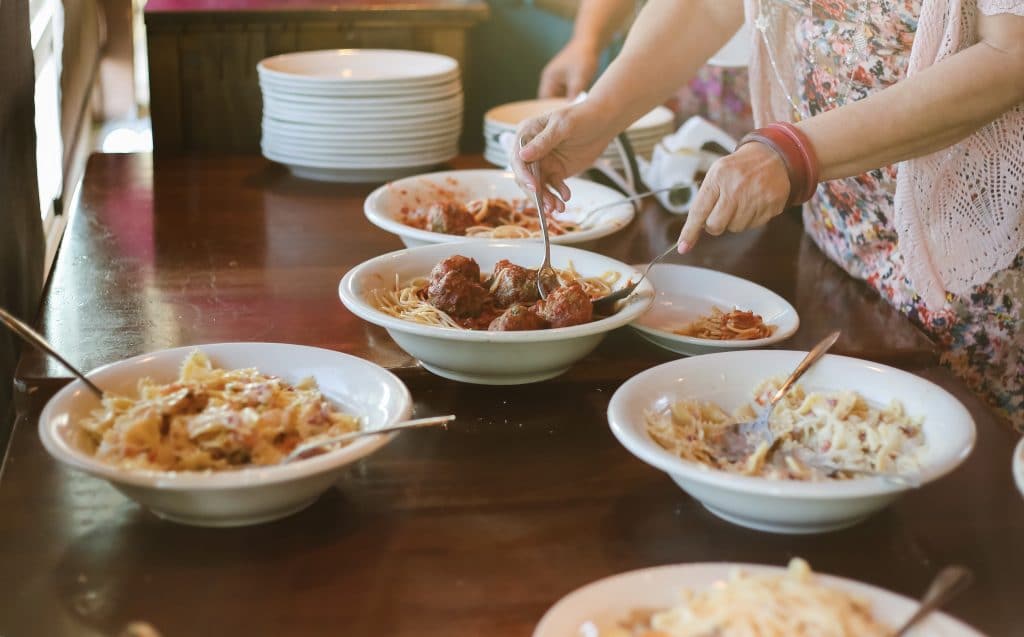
[258, 49, 463, 183]
[483, 98, 674, 169]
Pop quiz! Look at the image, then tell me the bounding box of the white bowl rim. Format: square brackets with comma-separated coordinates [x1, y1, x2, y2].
[607, 350, 977, 499]
[339, 241, 654, 343]
[532, 561, 983, 637]
[257, 49, 459, 83]
[1013, 436, 1024, 498]
[629, 264, 801, 349]
[362, 169, 636, 246]
[38, 342, 413, 491]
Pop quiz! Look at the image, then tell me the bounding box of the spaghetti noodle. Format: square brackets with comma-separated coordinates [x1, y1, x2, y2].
[673, 307, 776, 340]
[605, 559, 891, 637]
[74, 351, 360, 471]
[645, 378, 926, 480]
[401, 197, 580, 238]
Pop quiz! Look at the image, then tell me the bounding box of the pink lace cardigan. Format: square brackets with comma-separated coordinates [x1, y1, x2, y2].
[744, 0, 1024, 308]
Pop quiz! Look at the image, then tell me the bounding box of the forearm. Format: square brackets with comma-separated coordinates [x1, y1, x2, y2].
[568, 0, 636, 54]
[584, 0, 744, 133]
[800, 14, 1024, 181]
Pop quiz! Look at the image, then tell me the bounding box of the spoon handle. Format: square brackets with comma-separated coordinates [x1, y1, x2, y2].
[282, 414, 456, 463]
[893, 566, 974, 636]
[0, 307, 104, 398]
[768, 330, 841, 406]
[576, 187, 679, 227]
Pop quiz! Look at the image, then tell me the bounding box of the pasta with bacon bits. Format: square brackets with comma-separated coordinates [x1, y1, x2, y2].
[645, 378, 926, 481]
[74, 351, 360, 471]
[604, 559, 891, 637]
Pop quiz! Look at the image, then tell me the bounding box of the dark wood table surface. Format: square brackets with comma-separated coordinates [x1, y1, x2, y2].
[3, 153, 1021, 636]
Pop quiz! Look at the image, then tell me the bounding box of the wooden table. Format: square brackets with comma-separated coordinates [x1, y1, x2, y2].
[3, 153, 1021, 636]
[145, 0, 489, 154]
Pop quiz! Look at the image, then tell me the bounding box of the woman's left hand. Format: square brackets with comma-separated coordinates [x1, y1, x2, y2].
[676, 141, 792, 253]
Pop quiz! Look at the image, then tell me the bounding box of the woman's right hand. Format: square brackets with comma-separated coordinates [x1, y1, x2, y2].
[538, 40, 600, 99]
[511, 104, 616, 214]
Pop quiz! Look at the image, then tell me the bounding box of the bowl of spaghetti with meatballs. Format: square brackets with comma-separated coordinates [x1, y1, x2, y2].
[363, 169, 635, 248]
[339, 242, 654, 385]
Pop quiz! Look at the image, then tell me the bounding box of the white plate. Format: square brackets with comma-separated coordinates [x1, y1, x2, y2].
[363, 169, 635, 248]
[38, 343, 413, 527]
[262, 92, 463, 117]
[607, 350, 976, 533]
[262, 101, 462, 125]
[262, 131, 459, 154]
[258, 75, 459, 98]
[339, 242, 654, 385]
[259, 80, 462, 105]
[263, 115, 462, 137]
[262, 143, 457, 170]
[285, 164, 436, 183]
[258, 49, 458, 84]
[1014, 436, 1024, 499]
[485, 99, 673, 134]
[630, 264, 799, 355]
[533, 562, 983, 637]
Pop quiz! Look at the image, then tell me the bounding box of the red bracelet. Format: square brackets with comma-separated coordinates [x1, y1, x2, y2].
[738, 122, 820, 207]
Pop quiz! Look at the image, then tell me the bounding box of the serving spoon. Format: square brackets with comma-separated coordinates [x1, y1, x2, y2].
[280, 414, 455, 464]
[893, 566, 973, 636]
[520, 135, 560, 300]
[0, 307, 104, 397]
[591, 243, 677, 315]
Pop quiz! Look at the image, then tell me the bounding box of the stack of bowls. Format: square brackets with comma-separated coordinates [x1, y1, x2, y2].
[483, 98, 674, 168]
[258, 49, 463, 183]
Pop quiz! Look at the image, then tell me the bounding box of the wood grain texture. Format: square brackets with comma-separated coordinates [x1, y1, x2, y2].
[7, 152, 1020, 636]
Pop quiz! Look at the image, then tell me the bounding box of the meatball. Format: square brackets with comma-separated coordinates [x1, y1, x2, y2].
[489, 259, 540, 307]
[429, 255, 481, 285]
[425, 202, 475, 235]
[534, 282, 593, 328]
[427, 270, 487, 317]
[488, 304, 548, 331]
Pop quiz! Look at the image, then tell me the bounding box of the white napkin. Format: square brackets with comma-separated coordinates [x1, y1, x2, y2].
[639, 116, 737, 215]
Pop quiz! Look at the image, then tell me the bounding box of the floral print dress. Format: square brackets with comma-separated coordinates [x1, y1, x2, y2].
[758, 0, 1024, 429]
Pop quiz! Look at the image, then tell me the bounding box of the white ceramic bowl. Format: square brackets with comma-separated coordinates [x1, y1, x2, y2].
[533, 562, 983, 637]
[630, 264, 799, 356]
[1013, 436, 1024, 499]
[607, 350, 976, 534]
[38, 343, 413, 527]
[363, 169, 635, 248]
[339, 242, 654, 385]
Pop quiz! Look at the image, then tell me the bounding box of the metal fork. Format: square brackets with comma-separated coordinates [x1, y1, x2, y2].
[520, 135, 559, 300]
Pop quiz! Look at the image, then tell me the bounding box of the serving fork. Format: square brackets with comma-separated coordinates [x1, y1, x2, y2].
[519, 136, 559, 299]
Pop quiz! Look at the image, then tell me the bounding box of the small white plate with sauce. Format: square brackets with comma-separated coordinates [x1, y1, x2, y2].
[630, 264, 799, 356]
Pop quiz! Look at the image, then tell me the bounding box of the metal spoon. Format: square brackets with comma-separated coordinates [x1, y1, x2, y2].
[717, 330, 841, 462]
[280, 414, 456, 464]
[894, 566, 974, 636]
[0, 307, 104, 397]
[520, 135, 559, 300]
[591, 243, 677, 315]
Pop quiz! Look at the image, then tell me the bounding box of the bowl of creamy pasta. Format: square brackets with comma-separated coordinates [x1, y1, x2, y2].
[607, 350, 975, 534]
[363, 169, 635, 248]
[339, 241, 654, 385]
[39, 343, 413, 527]
[533, 558, 983, 637]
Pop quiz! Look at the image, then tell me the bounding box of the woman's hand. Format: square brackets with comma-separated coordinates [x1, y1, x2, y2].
[511, 104, 616, 214]
[539, 40, 600, 99]
[676, 142, 791, 253]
